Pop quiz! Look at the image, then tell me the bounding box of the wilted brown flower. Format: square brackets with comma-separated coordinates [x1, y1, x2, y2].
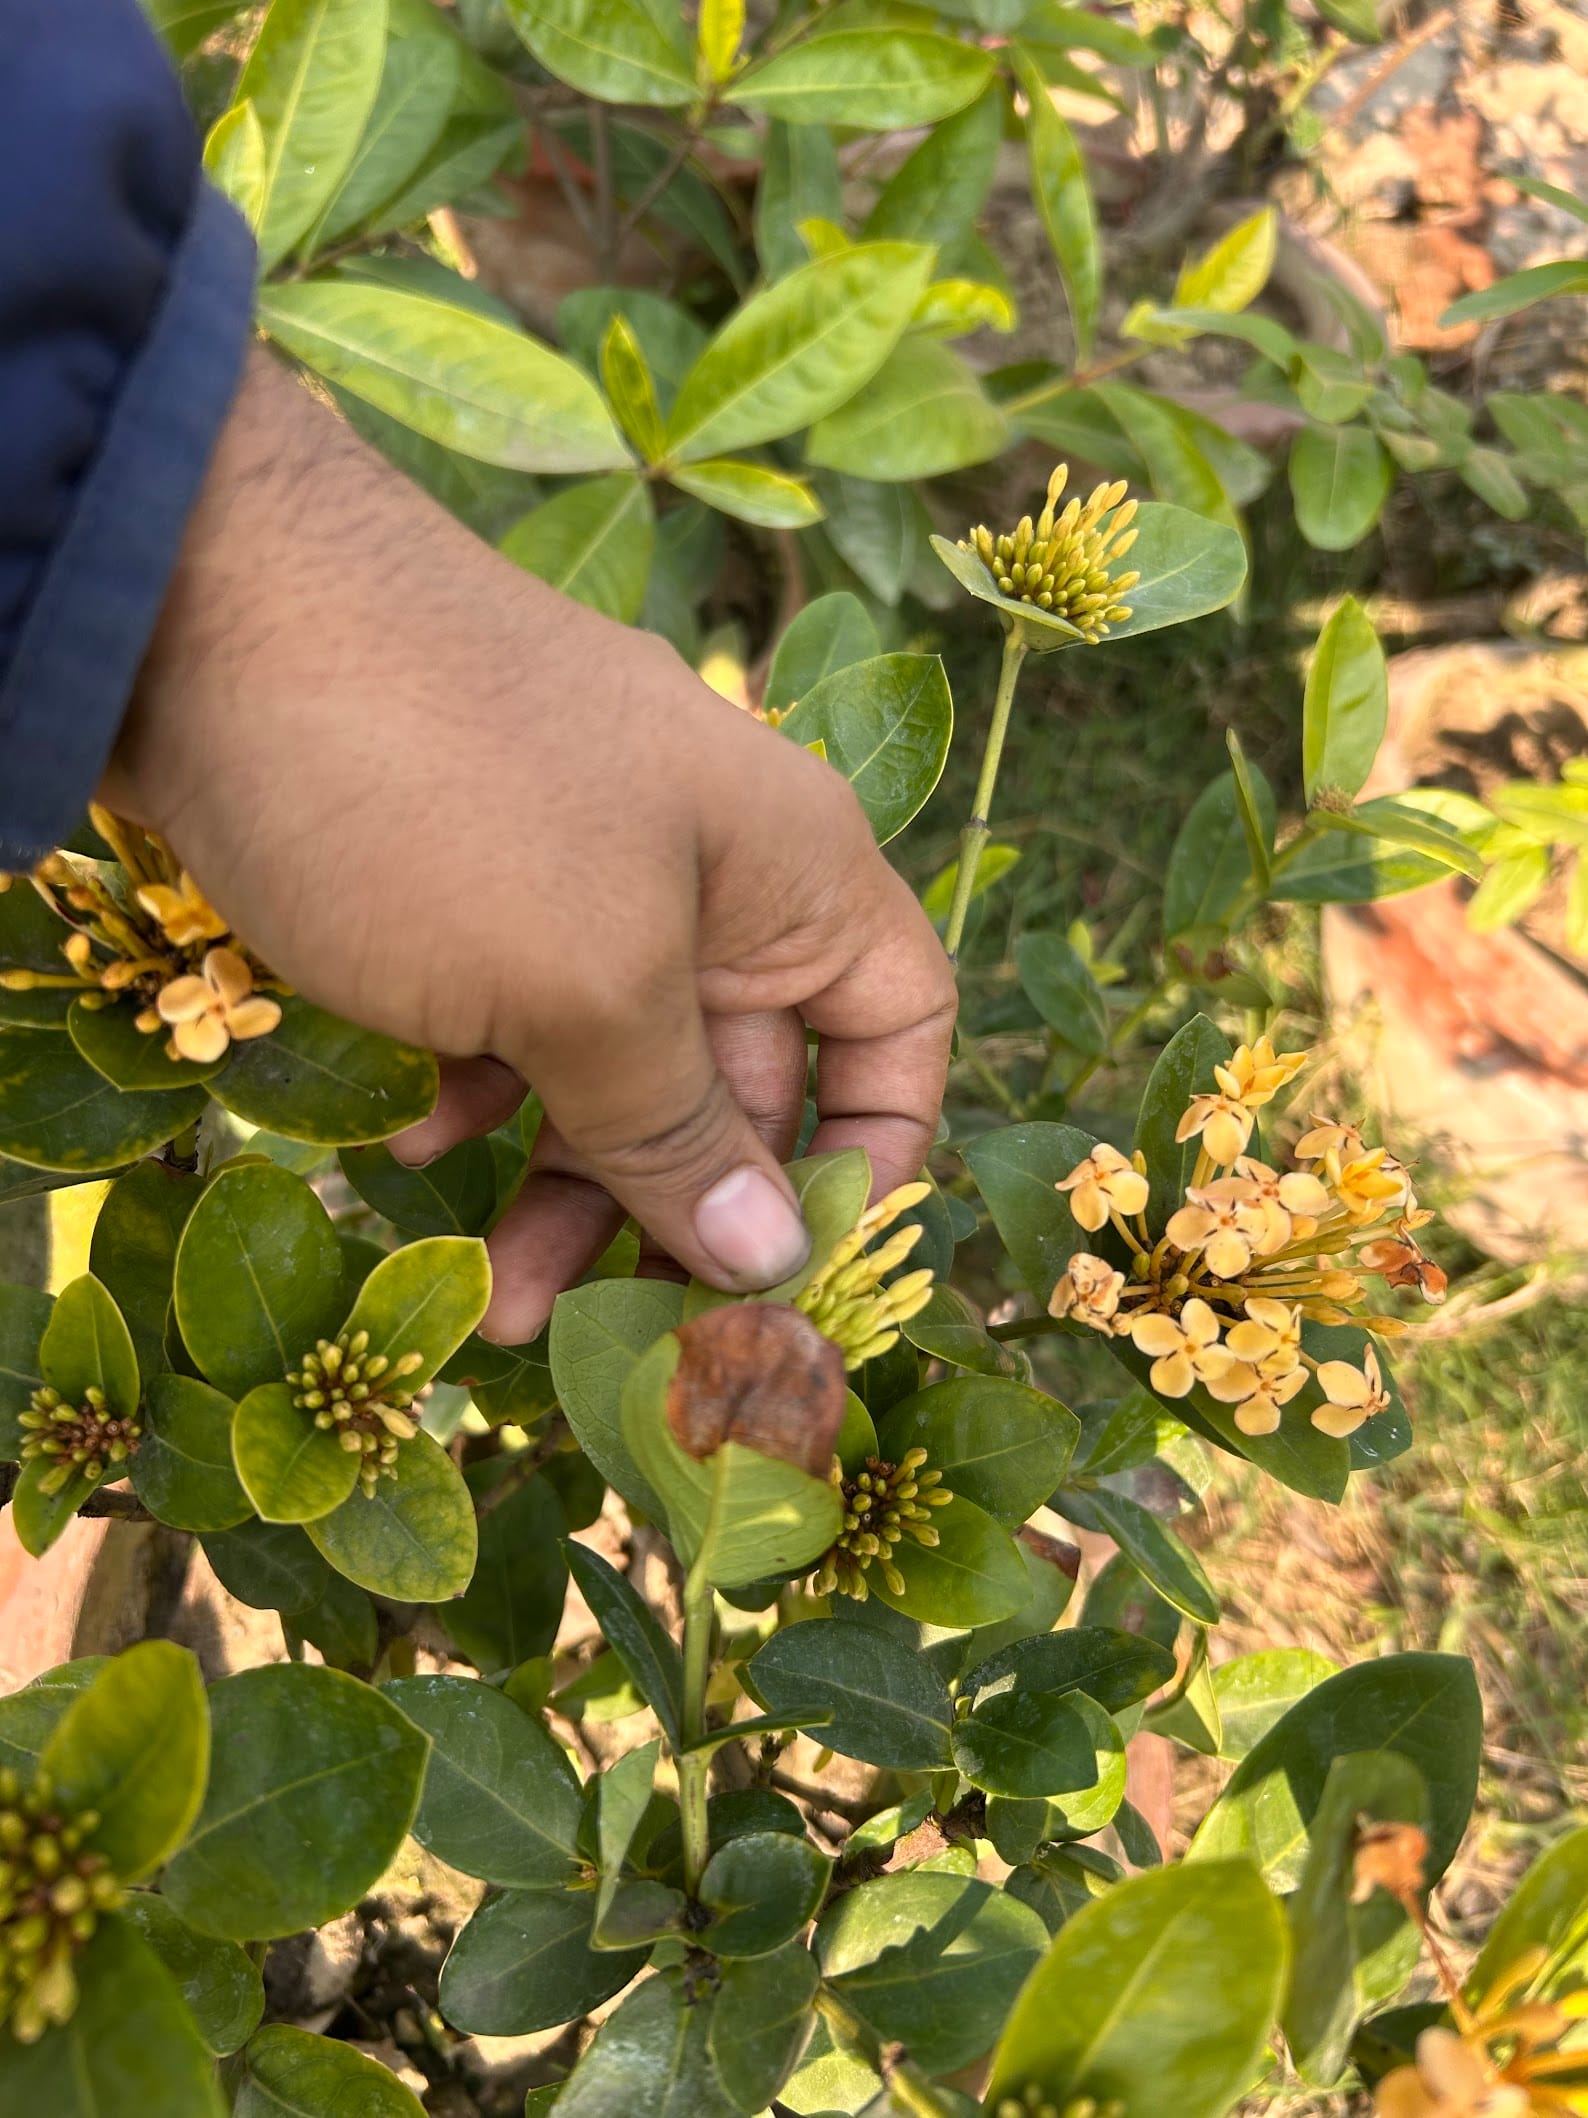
[666, 1303, 846, 1477]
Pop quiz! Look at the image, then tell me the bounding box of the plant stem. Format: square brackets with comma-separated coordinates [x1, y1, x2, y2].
[590, 103, 618, 278]
[814, 1987, 959, 2118]
[942, 629, 1028, 965]
[614, 124, 703, 249]
[987, 1313, 1066, 1343]
[678, 1566, 715, 1894]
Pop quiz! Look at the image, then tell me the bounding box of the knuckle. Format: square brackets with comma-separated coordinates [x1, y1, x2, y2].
[579, 1077, 737, 1192]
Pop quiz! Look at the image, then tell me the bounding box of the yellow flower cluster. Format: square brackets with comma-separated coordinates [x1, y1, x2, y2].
[288, 1329, 429, 1498]
[1049, 1040, 1444, 1439]
[812, 1446, 953, 1602]
[0, 807, 281, 1064]
[794, 1181, 936, 1370]
[16, 1385, 141, 1496]
[1376, 1950, 1588, 2117]
[0, 1768, 122, 2045]
[959, 466, 1141, 642]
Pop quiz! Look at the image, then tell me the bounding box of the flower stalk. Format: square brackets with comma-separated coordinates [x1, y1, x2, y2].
[942, 626, 1027, 964]
[678, 1566, 716, 1896]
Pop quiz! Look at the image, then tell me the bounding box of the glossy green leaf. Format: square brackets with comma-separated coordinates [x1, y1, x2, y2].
[282, 1566, 379, 1673]
[964, 1625, 1175, 1717]
[816, 1870, 1048, 2076]
[163, 1662, 427, 1939]
[338, 1139, 496, 1238]
[780, 651, 952, 846]
[1163, 766, 1277, 941]
[755, 120, 843, 280]
[1441, 258, 1588, 327]
[953, 1686, 1099, 1799]
[384, 1673, 583, 1887]
[234, 2024, 424, 2116]
[500, 473, 655, 622]
[0, 1280, 52, 1456]
[1017, 931, 1108, 1054]
[88, 1160, 200, 1380]
[1133, 1012, 1233, 1229]
[670, 457, 824, 528]
[232, 1379, 359, 1523]
[1189, 1653, 1481, 1891]
[748, 1615, 953, 1770]
[1289, 424, 1394, 551]
[67, 996, 222, 1092]
[440, 1887, 646, 2035]
[40, 1272, 139, 1420]
[341, 1234, 491, 1389]
[1097, 500, 1248, 640]
[699, 1830, 829, 1957]
[598, 314, 667, 463]
[259, 281, 632, 474]
[806, 337, 1008, 481]
[311, 31, 460, 248]
[551, 1968, 739, 2117]
[870, 1489, 1029, 1628]
[1269, 828, 1456, 904]
[174, 1163, 343, 1400]
[710, 1943, 820, 2111]
[735, 30, 994, 129]
[211, 994, 439, 1145]
[8, 1456, 101, 1558]
[238, 0, 387, 271]
[502, 0, 695, 106]
[558, 287, 708, 417]
[1313, 798, 1483, 882]
[1468, 840, 1554, 930]
[1284, 1751, 1428, 2086]
[900, 1283, 1032, 1383]
[119, 1895, 263, 2058]
[446, 1461, 568, 1674]
[131, 1374, 251, 1532]
[765, 591, 880, 714]
[377, 108, 524, 233]
[199, 1519, 329, 1615]
[665, 242, 934, 462]
[963, 1119, 1108, 1305]
[985, 1860, 1288, 2114]
[1303, 596, 1388, 803]
[1470, 1824, 1588, 1994]
[145, 0, 250, 58]
[1210, 1648, 1340, 1762]
[565, 1539, 685, 1750]
[816, 472, 933, 606]
[1015, 51, 1099, 358]
[0, 1917, 223, 2117]
[876, 1376, 1077, 1525]
[864, 82, 1003, 245]
[0, 1662, 104, 1779]
[1081, 1487, 1219, 1623]
[40, 1641, 208, 1882]
[306, 1429, 478, 1600]
[548, 1275, 684, 1518]
[0, 1028, 205, 1173]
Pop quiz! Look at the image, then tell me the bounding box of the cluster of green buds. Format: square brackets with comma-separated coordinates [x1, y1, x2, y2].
[17, 1385, 141, 1495]
[288, 1329, 428, 1497]
[959, 467, 1140, 642]
[996, 2092, 1125, 2118]
[0, 1767, 122, 2044]
[812, 1447, 953, 1601]
[794, 1181, 936, 1369]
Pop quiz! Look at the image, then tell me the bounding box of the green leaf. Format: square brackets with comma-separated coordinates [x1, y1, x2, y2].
[88, 1160, 200, 1380]
[765, 591, 879, 713]
[816, 1870, 1048, 2076]
[548, 1276, 685, 1518]
[964, 1625, 1176, 1717]
[1468, 841, 1553, 930]
[565, 1540, 685, 1750]
[864, 82, 1003, 245]
[900, 1283, 1032, 1383]
[232, 1379, 359, 1523]
[1017, 931, 1108, 1054]
[559, 289, 708, 418]
[502, 0, 695, 106]
[1315, 799, 1484, 882]
[876, 1376, 1077, 1525]
[779, 651, 952, 846]
[144, 0, 250, 59]
[953, 1687, 1099, 1799]
[0, 1917, 223, 2117]
[550, 1967, 739, 2117]
[0, 1028, 204, 1173]
[1163, 767, 1276, 941]
[446, 1460, 568, 1673]
[341, 1234, 492, 1389]
[755, 121, 844, 280]
[131, 1374, 251, 1532]
[1188, 1652, 1481, 1892]
[0, 1280, 52, 1457]
[963, 1120, 1106, 1306]
[1081, 1487, 1219, 1623]
[985, 1860, 1287, 2115]
[41, 1641, 209, 1882]
[306, 1429, 478, 1600]
[1316, 0, 1383, 35]
[748, 1616, 954, 1770]
[699, 1830, 829, 1958]
[234, 2024, 425, 2116]
[1175, 205, 1277, 315]
[1470, 1824, 1588, 1995]
[40, 1272, 139, 1420]
[8, 1457, 99, 1558]
[869, 1489, 1030, 1628]
[282, 1567, 378, 1673]
[1096, 501, 1248, 640]
[1014, 50, 1099, 359]
[735, 29, 994, 129]
[670, 458, 824, 528]
[1289, 424, 1393, 551]
[598, 314, 668, 463]
[1303, 596, 1388, 803]
[1092, 381, 1239, 529]
[338, 1139, 496, 1237]
[259, 281, 632, 474]
[310, 31, 460, 248]
[199, 1519, 328, 1615]
[1210, 1648, 1340, 1762]
[174, 1163, 343, 1400]
[1283, 1752, 1428, 2087]
[1134, 1012, 1234, 1229]
[806, 336, 1008, 481]
[0, 1662, 103, 1777]
[163, 1663, 428, 1939]
[66, 999, 220, 1091]
[500, 473, 655, 622]
[119, 1895, 263, 2057]
[211, 994, 439, 1145]
[1441, 258, 1588, 327]
[237, 0, 387, 271]
[710, 1944, 821, 2112]
[664, 242, 934, 462]
[1460, 445, 1530, 520]
[383, 1673, 583, 1887]
[1269, 830, 1457, 905]
[815, 473, 932, 606]
[439, 1887, 646, 2034]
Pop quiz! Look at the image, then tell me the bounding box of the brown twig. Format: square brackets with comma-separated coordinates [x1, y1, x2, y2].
[0, 1462, 153, 1521]
[1324, 5, 1455, 138]
[590, 103, 619, 279]
[614, 128, 702, 251]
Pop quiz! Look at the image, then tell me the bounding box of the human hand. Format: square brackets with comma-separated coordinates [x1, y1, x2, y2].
[103, 351, 957, 1342]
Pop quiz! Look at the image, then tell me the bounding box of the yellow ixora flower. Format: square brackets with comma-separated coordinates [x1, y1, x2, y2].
[135, 871, 228, 950]
[1231, 1155, 1332, 1249]
[1128, 1297, 1225, 1398]
[1055, 1143, 1149, 1233]
[958, 464, 1142, 644]
[794, 1182, 936, 1369]
[1312, 1343, 1393, 1437]
[1166, 1180, 1262, 1280]
[152, 946, 281, 1064]
[1176, 1037, 1309, 1168]
[1049, 1252, 1127, 1331]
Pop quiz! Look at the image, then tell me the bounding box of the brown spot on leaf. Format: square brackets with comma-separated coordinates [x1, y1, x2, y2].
[666, 1303, 846, 1476]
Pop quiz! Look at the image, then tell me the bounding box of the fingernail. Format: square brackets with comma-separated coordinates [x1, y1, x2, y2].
[389, 1130, 442, 1169]
[694, 1166, 811, 1288]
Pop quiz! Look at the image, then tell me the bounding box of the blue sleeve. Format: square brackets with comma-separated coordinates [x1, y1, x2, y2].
[0, 0, 258, 867]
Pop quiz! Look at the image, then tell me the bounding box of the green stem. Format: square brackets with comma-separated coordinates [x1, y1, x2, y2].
[988, 1313, 1067, 1343]
[1064, 978, 1171, 1098]
[678, 1567, 715, 1894]
[814, 1987, 960, 2118]
[942, 629, 1029, 965]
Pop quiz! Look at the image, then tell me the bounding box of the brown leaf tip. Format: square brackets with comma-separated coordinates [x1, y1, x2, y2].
[666, 1303, 847, 1477]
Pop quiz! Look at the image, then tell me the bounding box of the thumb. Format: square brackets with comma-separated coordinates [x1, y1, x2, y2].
[513, 983, 813, 1297]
